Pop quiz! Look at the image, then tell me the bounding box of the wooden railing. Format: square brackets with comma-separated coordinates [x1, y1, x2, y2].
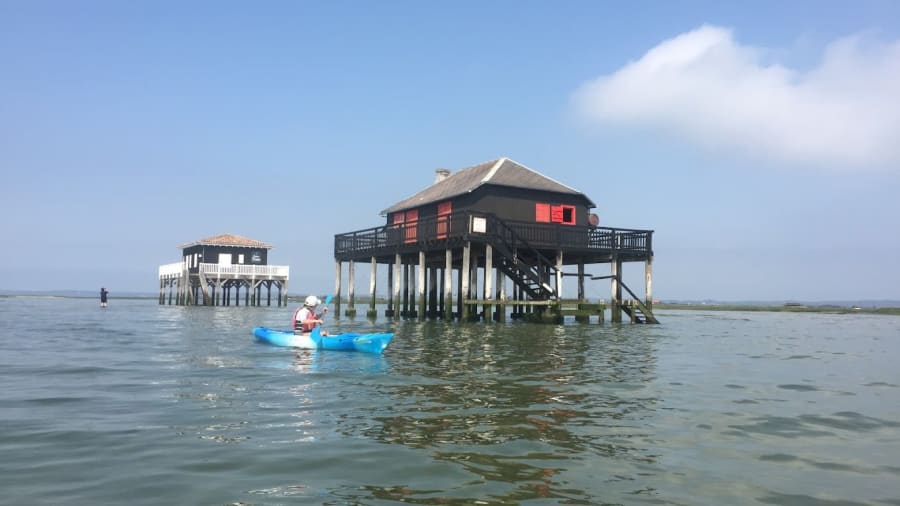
[158, 262, 290, 278]
[199, 263, 290, 278]
[334, 211, 652, 259]
[158, 262, 183, 277]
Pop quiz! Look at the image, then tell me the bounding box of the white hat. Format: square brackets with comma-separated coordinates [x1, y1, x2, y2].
[304, 295, 320, 306]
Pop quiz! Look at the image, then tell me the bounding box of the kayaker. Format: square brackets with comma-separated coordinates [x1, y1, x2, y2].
[292, 295, 329, 335]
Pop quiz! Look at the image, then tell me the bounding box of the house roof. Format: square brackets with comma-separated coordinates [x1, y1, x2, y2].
[381, 157, 595, 215]
[178, 233, 273, 250]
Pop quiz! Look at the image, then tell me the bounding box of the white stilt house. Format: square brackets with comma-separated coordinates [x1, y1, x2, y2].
[158, 233, 290, 306]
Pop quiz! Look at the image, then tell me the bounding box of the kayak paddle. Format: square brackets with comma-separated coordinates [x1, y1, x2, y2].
[310, 295, 333, 345]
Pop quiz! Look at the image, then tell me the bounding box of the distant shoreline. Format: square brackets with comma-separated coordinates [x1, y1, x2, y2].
[654, 303, 900, 316]
[3, 293, 898, 316]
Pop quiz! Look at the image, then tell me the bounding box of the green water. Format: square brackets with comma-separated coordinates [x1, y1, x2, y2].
[1, 297, 898, 505]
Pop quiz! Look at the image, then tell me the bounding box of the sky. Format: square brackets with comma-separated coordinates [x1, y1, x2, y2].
[2, 0, 899, 302]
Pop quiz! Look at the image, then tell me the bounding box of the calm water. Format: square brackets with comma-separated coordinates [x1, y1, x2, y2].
[1, 297, 898, 505]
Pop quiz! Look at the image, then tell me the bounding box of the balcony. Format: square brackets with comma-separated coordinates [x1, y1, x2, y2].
[334, 211, 653, 264]
[158, 262, 290, 279]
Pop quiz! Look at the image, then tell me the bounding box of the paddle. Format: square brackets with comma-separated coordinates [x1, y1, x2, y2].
[309, 295, 334, 346]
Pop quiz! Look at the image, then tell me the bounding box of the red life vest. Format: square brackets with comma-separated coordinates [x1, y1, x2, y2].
[292, 307, 317, 333]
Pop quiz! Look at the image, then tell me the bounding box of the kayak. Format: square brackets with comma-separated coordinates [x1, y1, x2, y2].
[253, 327, 393, 354]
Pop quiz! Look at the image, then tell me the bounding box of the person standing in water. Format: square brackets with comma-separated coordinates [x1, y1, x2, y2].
[100, 287, 109, 308]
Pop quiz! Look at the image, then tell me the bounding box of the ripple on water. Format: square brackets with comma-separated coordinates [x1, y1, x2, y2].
[759, 453, 900, 477]
[757, 491, 872, 506]
[726, 415, 836, 438]
[777, 384, 820, 392]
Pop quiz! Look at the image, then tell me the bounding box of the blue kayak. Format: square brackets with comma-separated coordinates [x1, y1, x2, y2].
[253, 327, 393, 354]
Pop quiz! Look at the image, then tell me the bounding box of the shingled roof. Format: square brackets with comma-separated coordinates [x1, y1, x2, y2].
[178, 233, 273, 250]
[381, 157, 595, 215]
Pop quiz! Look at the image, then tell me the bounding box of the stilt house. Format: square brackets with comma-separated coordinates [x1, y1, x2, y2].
[158, 233, 290, 306]
[333, 157, 656, 323]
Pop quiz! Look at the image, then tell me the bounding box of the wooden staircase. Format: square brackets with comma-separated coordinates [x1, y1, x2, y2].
[489, 217, 558, 301]
[618, 281, 659, 324]
[486, 214, 658, 324]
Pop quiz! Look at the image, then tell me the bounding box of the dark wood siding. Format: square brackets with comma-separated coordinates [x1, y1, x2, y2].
[182, 245, 268, 272]
[384, 186, 592, 231]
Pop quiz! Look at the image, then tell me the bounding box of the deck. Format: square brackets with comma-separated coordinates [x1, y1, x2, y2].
[334, 211, 653, 265]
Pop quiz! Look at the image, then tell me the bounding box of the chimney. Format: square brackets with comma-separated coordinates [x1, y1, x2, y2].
[434, 168, 451, 184]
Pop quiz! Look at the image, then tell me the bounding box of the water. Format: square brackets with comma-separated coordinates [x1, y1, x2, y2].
[1, 297, 898, 505]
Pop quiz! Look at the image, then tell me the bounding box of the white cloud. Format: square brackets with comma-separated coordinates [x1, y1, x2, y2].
[572, 25, 900, 169]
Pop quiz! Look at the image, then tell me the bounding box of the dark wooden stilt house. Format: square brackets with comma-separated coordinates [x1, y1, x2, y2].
[158, 233, 290, 307]
[333, 158, 657, 323]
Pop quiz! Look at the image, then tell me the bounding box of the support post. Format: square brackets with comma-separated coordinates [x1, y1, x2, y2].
[368, 256, 377, 318]
[577, 262, 585, 302]
[469, 251, 478, 321]
[555, 250, 563, 299]
[428, 265, 438, 318]
[333, 261, 342, 314]
[393, 253, 402, 320]
[402, 263, 411, 317]
[611, 256, 622, 323]
[417, 251, 426, 321]
[386, 262, 394, 317]
[483, 244, 493, 322]
[575, 262, 589, 323]
[461, 242, 470, 321]
[444, 248, 453, 320]
[496, 267, 506, 322]
[346, 260, 356, 317]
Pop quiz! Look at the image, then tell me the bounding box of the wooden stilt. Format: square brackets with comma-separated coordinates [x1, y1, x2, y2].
[461, 242, 470, 321]
[346, 260, 357, 317]
[496, 267, 506, 322]
[417, 251, 426, 321]
[469, 250, 478, 320]
[402, 260, 410, 318]
[334, 261, 342, 315]
[386, 262, 394, 317]
[555, 250, 563, 300]
[368, 256, 377, 318]
[393, 253, 401, 320]
[611, 256, 622, 323]
[428, 265, 438, 318]
[444, 248, 453, 320]
[577, 262, 585, 302]
[483, 244, 493, 322]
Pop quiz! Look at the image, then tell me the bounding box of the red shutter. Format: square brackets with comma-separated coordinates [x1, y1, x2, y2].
[436, 201, 452, 239]
[404, 209, 419, 243]
[550, 205, 563, 223]
[535, 203, 550, 223]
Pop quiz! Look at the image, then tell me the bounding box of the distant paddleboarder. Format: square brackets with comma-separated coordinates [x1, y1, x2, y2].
[100, 287, 109, 308]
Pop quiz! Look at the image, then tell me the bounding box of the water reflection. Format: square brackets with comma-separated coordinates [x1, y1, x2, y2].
[332, 320, 661, 503]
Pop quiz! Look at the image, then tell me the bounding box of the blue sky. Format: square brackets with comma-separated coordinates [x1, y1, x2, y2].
[2, 1, 899, 302]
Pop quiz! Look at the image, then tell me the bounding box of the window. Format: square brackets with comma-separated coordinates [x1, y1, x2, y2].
[563, 206, 574, 224]
[536, 203, 575, 225]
